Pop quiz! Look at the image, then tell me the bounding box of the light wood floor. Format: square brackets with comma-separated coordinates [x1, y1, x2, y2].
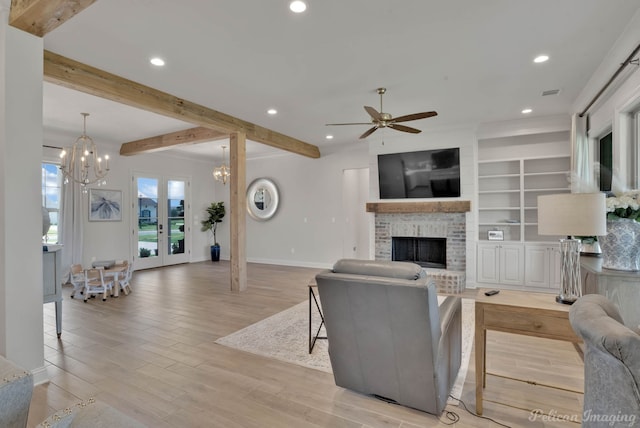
[32, 261, 584, 427]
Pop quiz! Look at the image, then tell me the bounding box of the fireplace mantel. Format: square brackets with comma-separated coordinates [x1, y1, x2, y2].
[366, 201, 471, 214]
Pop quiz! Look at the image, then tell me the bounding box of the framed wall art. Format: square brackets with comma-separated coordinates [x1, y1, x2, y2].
[487, 230, 504, 241]
[89, 189, 122, 222]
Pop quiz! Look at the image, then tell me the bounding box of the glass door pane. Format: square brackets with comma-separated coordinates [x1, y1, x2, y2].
[165, 179, 189, 265]
[136, 176, 162, 269]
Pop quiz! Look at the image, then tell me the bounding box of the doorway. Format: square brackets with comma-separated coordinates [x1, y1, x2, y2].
[133, 173, 190, 269]
[342, 168, 370, 259]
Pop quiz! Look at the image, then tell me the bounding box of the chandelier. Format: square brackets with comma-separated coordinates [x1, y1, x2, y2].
[213, 145, 231, 185]
[59, 113, 110, 192]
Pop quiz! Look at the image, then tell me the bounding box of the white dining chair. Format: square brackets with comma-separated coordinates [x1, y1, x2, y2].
[117, 260, 134, 295]
[82, 267, 114, 302]
[69, 264, 86, 299]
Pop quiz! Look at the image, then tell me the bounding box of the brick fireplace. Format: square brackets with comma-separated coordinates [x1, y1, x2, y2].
[367, 201, 470, 293]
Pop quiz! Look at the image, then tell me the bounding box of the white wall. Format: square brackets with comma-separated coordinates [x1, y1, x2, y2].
[1, 12, 45, 376]
[478, 131, 571, 161]
[342, 168, 370, 259]
[210, 144, 370, 268]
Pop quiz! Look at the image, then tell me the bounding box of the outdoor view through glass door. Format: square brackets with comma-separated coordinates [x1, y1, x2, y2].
[134, 174, 190, 269]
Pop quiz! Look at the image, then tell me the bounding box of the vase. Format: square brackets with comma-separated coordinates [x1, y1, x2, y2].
[599, 218, 640, 271]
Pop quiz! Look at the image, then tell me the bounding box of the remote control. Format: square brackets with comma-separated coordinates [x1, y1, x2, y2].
[484, 290, 500, 296]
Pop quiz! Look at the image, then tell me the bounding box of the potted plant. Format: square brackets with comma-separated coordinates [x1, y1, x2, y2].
[201, 201, 225, 261]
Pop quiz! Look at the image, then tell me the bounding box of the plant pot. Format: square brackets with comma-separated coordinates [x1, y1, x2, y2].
[210, 245, 220, 262]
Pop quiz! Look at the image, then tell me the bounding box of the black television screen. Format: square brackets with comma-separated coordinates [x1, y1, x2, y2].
[378, 148, 460, 199]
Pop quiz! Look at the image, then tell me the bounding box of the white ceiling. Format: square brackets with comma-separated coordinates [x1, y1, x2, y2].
[41, 0, 640, 163]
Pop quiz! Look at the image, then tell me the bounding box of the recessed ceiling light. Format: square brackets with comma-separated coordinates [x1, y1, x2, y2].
[533, 55, 549, 63]
[267, 108, 278, 115]
[289, 1, 307, 13]
[522, 108, 533, 114]
[150, 57, 165, 66]
[325, 135, 334, 140]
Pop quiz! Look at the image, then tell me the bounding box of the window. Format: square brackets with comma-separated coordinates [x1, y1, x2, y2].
[635, 109, 640, 188]
[619, 97, 640, 189]
[599, 132, 613, 192]
[42, 163, 62, 243]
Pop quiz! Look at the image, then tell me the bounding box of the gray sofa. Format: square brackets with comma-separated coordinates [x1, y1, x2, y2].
[315, 259, 462, 415]
[569, 294, 640, 427]
[0, 355, 33, 428]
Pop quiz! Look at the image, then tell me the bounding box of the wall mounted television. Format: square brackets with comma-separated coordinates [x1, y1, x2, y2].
[378, 148, 460, 199]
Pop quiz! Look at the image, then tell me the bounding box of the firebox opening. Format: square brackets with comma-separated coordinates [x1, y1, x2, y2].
[392, 237, 446, 269]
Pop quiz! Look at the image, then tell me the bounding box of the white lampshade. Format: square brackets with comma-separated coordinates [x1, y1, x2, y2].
[538, 193, 607, 237]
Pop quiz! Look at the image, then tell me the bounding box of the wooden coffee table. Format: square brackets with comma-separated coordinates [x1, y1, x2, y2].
[475, 288, 582, 415]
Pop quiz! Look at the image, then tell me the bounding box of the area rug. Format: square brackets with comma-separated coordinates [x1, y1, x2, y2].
[215, 298, 474, 400]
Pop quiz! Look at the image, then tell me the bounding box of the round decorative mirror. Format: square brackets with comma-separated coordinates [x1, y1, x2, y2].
[246, 178, 280, 221]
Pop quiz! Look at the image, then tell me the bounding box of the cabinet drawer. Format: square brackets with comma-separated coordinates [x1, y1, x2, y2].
[482, 306, 578, 342]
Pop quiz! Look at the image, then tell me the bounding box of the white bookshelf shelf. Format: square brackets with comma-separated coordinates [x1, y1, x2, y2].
[477, 154, 570, 242]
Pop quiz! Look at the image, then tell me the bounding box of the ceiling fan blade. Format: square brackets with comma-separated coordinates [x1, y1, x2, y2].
[364, 106, 382, 121]
[391, 111, 438, 123]
[388, 123, 421, 134]
[325, 122, 372, 126]
[359, 126, 379, 139]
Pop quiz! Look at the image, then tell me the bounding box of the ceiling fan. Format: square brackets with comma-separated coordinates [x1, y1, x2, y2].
[326, 87, 438, 139]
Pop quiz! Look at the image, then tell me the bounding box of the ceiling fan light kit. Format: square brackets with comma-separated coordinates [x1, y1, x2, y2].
[326, 87, 437, 139]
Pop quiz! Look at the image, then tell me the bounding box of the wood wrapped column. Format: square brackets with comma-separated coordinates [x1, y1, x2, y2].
[230, 132, 247, 292]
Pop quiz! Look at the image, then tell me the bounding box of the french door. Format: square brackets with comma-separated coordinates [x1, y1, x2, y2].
[133, 173, 190, 269]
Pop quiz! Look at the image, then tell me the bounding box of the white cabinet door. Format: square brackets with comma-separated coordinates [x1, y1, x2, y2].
[500, 244, 524, 285]
[477, 244, 499, 283]
[525, 245, 551, 287]
[477, 243, 523, 285]
[549, 246, 562, 290]
[524, 243, 561, 289]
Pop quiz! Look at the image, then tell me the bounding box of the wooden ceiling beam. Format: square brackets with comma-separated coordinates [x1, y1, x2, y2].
[9, 0, 96, 37]
[120, 127, 227, 156]
[43, 50, 321, 159]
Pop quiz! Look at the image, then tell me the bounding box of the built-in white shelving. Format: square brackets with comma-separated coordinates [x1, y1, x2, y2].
[477, 155, 570, 242]
[476, 130, 571, 289]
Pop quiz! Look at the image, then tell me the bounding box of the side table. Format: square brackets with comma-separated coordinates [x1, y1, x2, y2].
[475, 288, 582, 415]
[308, 280, 326, 353]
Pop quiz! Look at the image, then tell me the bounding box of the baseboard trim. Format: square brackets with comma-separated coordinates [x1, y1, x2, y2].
[246, 258, 332, 269]
[188, 256, 331, 269]
[31, 365, 49, 385]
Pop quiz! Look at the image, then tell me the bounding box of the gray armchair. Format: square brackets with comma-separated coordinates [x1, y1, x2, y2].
[315, 259, 462, 415]
[569, 294, 640, 427]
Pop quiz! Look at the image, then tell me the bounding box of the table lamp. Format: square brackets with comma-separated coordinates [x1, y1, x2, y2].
[538, 193, 606, 304]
